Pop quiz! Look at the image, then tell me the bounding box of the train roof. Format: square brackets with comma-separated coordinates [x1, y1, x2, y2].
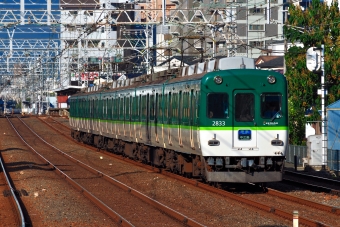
[71, 57, 267, 97]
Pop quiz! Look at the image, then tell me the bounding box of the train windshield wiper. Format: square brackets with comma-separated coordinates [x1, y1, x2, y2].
[270, 110, 282, 122]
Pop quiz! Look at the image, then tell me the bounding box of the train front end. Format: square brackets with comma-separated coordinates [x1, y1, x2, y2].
[199, 69, 288, 183]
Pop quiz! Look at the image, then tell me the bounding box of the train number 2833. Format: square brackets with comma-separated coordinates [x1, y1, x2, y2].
[212, 121, 226, 126]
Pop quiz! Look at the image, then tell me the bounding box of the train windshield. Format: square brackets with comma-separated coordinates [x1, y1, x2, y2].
[261, 93, 282, 119]
[207, 93, 229, 119]
[235, 93, 255, 122]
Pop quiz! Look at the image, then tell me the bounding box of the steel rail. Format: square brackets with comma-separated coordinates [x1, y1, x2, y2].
[283, 178, 340, 196]
[86, 147, 332, 227]
[17, 116, 206, 227]
[0, 120, 26, 227]
[285, 170, 340, 185]
[266, 188, 340, 215]
[284, 170, 340, 196]
[69, 142, 331, 227]
[7, 117, 134, 227]
[40, 116, 331, 227]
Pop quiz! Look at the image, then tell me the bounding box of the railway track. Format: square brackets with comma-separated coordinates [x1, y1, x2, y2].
[8, 116, 205, 227]
[0, 153, 26, 227]
[39, 116, 340, 227]
[283, 170, 340, 196]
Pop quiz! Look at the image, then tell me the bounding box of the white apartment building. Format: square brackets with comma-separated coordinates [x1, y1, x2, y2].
[59, 0, 131, 88]
[168, 0, 284, 59]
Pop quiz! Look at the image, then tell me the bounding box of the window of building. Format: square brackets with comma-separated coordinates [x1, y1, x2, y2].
[66, 25, 76, 31]
[218, 42, 225, 48]
[249, 24, 264, 31]
[249, 7, 264, 14]
[85, 11, 93, 16]
[249, 41, 264, 48]
[88, 40, 100, 48]
[65, 40, 77, 47]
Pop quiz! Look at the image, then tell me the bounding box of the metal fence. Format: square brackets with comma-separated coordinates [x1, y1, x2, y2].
[328, 149, 340, 171]
[286, 145, 307, 165]
[286, 145, 340, 171]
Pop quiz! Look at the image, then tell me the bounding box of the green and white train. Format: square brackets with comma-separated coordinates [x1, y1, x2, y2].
[69, 57, 288, 184]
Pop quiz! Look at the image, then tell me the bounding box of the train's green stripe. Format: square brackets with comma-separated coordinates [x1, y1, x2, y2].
[71, 117, 287, 131]
[200, 126, 288, 130]
[70, 117, 198, 130]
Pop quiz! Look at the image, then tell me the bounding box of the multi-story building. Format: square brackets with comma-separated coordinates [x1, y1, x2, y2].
[59, 0, 151, 88]
[167, 0, 284, 60]
[60, 0, 118, 88]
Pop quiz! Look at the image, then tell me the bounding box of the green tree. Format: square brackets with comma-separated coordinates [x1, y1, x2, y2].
[284, 0, 340, 145]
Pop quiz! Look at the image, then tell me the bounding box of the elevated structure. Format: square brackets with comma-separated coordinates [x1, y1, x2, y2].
[0, 0, 284, 113]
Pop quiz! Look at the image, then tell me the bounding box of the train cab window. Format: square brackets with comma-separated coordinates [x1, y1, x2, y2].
[261, 93, 282, 119]
[207, 93, 229, 119]
[235, 93, 254, 122]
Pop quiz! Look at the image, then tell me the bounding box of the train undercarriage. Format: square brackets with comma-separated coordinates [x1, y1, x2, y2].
[71, 129, 284, 184]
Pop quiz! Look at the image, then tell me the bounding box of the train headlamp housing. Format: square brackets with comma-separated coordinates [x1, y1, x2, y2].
[267, 75, 276, 84]
[214, 76, 223, 85]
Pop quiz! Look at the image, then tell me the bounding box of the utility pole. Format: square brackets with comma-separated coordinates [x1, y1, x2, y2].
[283, 9, 288, 74]
[306, 45, 327, 169]
[320, 45, 327, 170]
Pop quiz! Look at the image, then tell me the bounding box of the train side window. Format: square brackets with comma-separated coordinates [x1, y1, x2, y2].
[182, 92, 189, 125]
[105, 98, 108, 119]
[168, 92, 172, 123]
[97, 99, 100, 118]
[95, 99, 98, 118]
[132, 95, 137, 121]
[164, 93, 168, 120]
[150, 94, 155, 121]
[141, 95, 147, 121]
[155, 93, 158, 122]
[190, 90, 194, 126]
[108, 98, 112, 120]
[138, 94, 142, 122]
[126, 96, 130, 120]
[130, 96, 133, 121]
[158, 94, 163, 124]
[118, 96, 121, 120]
[235, 93, 254, 122]
[207, 93, 229, 119]
[179, 91, 182, 123]
[195, 90, 199, 124]
[172, 92, 178, 122]
[110, 97, 114, 120]
[113, 97, 117, 120]
[119, 97, 124, 120]
[91, 99, 94, 118]
[261, 93, 282, 119]
[96, 99, 99, 119]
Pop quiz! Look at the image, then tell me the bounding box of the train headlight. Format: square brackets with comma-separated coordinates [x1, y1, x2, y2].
[214, 76, 223, 85]
[267, 75, 276, 84]
[271, 139, 283, 146]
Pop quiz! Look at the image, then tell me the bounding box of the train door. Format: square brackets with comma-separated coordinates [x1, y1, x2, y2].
[233, 90, 257, 148]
